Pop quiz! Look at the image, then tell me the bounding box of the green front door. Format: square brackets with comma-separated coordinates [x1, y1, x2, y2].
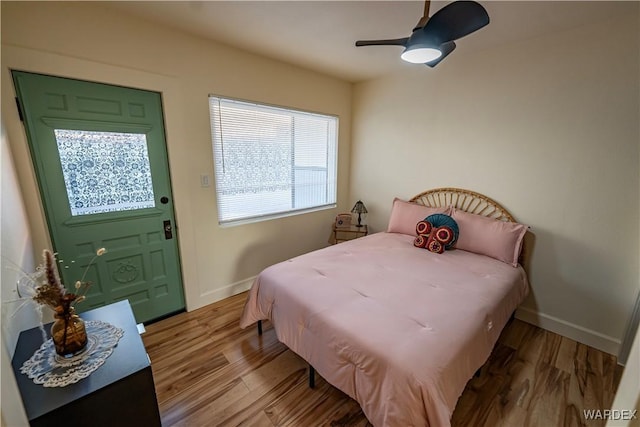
[13, 71, 185, 323]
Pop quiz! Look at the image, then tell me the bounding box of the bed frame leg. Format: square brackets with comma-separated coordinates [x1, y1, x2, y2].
[257, 320, 263, 336]
[309, 364, 315, 389]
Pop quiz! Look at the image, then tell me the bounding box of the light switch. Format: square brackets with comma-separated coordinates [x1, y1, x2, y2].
[200, 174, 210, 187]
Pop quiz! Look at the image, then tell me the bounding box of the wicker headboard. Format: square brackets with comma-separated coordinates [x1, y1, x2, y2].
[410, 187, 515, 222]
[409, 187, 531, 270]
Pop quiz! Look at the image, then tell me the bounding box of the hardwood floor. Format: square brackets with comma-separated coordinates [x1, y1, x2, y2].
[142, 292, 623, 427]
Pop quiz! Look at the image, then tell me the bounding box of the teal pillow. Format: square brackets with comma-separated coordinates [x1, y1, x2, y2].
[425, 214, 459, 249]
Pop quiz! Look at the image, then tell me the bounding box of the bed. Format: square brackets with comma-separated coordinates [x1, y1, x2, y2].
[239, 188, 530, 426]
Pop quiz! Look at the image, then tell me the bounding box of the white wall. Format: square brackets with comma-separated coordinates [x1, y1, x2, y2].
[0, 1, 352, 315]
[351, 10, 640, 356]
[608, 323, 640, 427]
[1, 125, 35, 426]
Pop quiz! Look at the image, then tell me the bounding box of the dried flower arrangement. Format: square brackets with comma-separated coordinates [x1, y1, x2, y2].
[10, 247, 107, 353]
[20, 248, 106, 312]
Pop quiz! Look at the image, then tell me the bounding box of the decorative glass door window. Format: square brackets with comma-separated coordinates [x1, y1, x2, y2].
[54, 129, 156, 216]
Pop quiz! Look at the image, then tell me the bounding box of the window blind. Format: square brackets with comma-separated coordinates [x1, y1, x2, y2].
[209, 96, 338, 225]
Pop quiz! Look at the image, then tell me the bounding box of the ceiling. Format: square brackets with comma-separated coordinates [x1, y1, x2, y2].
[105, 1, 636, 82]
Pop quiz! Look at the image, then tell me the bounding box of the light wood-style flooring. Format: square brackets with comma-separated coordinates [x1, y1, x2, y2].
[141, 292, 623, 427]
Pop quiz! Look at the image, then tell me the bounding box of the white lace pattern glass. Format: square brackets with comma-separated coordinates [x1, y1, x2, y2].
[54, 129, 156, 216]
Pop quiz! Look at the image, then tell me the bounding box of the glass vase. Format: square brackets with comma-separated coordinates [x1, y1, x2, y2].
[51, 306, 88, 357]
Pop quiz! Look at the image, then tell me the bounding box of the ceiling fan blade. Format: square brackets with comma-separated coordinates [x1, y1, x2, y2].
[355, 37, 409, 47]
[425, 41, 456, 67]
[423, 1, 489, 43]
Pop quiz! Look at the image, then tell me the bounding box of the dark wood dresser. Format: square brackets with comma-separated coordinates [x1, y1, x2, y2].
[11, 300, 161, 427]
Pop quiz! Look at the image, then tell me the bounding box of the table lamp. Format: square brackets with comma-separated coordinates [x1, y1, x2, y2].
[351, 200, 368, 228]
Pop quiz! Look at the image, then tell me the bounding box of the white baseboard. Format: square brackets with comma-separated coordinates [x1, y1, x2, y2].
[198, 276, 256, 308]
[515, 306, 621, 357]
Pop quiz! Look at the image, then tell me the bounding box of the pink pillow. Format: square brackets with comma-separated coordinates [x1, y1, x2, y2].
[387, 198, 450, 236]
[451, 208, 528, 267]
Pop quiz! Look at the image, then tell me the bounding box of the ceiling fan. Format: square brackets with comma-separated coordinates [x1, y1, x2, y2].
[355, 0, 489, 67]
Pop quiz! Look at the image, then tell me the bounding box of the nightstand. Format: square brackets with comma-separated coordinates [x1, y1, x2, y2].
[332, 224, 368, 244]
[11, 300, 161, 427]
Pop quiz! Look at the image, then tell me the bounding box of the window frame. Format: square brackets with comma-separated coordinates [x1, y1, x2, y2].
[208, 94, 339, 227]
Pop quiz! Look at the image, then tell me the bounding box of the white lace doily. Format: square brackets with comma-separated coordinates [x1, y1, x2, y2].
[20, 320, 124, 388]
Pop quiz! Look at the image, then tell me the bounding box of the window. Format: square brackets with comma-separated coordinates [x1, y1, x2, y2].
[209, 96, 338, 225]
[54, 129, 155, 216]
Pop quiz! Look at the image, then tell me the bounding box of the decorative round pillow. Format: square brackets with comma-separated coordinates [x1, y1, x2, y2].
[414, 234, 428, 248]
[433, 226, 455, 245]
[416, 220, 432, 235]
[426, 236, 444, 254]
[424, 214, 459, 249]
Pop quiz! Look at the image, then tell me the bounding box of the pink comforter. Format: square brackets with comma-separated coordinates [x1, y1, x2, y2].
[240, 232, 528, 426]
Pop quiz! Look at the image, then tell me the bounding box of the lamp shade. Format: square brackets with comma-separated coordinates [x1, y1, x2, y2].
[351, 200, 367, 227]
[351, 200, 367, 214]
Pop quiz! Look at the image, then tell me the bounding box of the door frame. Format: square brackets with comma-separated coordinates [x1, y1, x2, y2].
[11, 69, 188, 321]
[2, 48, 199, 313]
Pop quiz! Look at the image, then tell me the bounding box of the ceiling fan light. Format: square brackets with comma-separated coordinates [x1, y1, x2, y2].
[400, 47, 442, 64]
